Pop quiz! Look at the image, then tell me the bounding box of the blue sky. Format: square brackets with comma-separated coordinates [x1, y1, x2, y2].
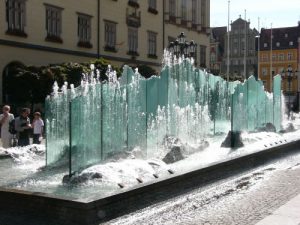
[211, 0, 300, 30]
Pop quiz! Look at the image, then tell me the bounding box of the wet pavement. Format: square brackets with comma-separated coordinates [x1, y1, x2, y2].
[103, 151, 300, 225]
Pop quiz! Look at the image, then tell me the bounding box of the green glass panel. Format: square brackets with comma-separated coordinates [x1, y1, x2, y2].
[127, 74, 147, 153]
[70, 84, 102, 173]
[46, 89, 71, 166]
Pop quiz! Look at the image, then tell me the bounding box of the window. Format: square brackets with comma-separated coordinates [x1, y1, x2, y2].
[168, 36, 176, 43]
[262, 67, 267, 76]
[276, 42, 280, 47]
[104, 21, 117, 51]
[264, 43, 268, 47]
[285, 33, 288, 38]
[210, 53, 216, 63]
[128, 27, 138, 54]
[169, 0, 176, 17]
[181, 0, 187, 21]
[261, 54, 268, 62]
[287, 53, 293, 60]
[6, 0, 26, 36]
[289, 41, 294, 46]
[45, 4, 63, 42]
[148, 0, 156, 9]
[77, 14, 92, 48]
[278, 53, 284, 61]
[272, 54, 277, 61]
[148, 0, 157, 14]
[148, 31, 157, 57]
[200, 45, 207, 67]
[192, 0, 197, 24]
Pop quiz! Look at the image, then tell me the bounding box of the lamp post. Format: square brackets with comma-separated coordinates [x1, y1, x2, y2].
[287, 64, 293, 118]
[168, 32, 197, 58]
[255, 34, 260, 79]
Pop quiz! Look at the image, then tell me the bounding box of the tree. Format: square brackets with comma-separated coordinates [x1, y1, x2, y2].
[136, 64, 157, 78]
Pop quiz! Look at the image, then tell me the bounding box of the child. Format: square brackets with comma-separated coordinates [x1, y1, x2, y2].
[32, 112, 44, 144]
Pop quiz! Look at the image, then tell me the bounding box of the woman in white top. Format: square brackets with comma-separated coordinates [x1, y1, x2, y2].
[0, 105, 14, 148]
[32, 112, 44, 144]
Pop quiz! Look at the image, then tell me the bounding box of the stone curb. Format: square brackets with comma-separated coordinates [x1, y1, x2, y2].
[0, 139, 300, 225]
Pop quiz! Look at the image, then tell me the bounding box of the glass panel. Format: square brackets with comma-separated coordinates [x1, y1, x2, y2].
[231, 75, 281, 133]
[273, 75, 282, 131]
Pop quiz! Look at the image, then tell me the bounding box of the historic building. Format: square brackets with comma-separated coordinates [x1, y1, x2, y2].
[259, 23, 300, 110]
[209, 26, 226, 75]
[0, 0, 210, 104]
[164, 0, 210, 68]
[222, 17, 258, 79]
[258, 23, 300, 103]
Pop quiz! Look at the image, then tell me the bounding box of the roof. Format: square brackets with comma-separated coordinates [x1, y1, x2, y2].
[260, 24, 300, 51]
[231, 17, 248, 25]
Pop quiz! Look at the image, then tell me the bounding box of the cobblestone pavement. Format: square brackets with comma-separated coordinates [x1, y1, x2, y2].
[104, 152, 300, 225]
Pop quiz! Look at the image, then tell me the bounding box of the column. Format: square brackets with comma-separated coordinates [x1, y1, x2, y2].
[197, 0, 202, 31]
[164, 0, 169, 21]
[187, 0, 192, 28]
[176, 0, 182, 24]
[206, 0, 210, 33]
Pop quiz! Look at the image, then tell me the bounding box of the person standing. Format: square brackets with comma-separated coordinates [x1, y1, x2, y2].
[32, 112, 44, 144]
[15, 108, 31, 147]
[0, 105, 14, 148]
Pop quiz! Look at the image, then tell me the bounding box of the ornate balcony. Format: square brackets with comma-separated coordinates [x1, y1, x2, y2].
[126, 8, 141, 28]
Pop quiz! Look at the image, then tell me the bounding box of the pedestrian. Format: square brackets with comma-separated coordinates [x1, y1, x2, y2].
[0, 105, 14, 148]
[32, 112, 44, 144]
[15, 108, 31, 147]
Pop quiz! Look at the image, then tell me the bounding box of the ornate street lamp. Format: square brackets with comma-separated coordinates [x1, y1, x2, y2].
[174, 40, 180, 55]
[178, 32, 186, 45]
[167, 32, 197, 58]
[287, 64, 293, 118]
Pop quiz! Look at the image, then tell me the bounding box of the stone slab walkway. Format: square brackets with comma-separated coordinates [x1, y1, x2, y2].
[255, 194, 300, 225]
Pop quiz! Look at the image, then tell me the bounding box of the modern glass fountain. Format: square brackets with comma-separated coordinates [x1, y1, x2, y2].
[45, 52, 282, 176]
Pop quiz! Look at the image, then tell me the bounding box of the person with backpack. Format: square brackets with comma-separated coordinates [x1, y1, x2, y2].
[15, 108, 31, 147]
[0, 105, 14, 148]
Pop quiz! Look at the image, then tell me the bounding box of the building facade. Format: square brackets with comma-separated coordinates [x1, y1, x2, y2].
[209, 26, 226, 75]
[258, 24, 300, 101]
[222, 17, 258, 79]
[0, 0, 210, 104]
[164, 0, 210, 68]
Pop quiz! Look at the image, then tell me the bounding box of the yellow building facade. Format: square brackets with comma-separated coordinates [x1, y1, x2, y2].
[0, 0, 210, 104]
[259, 49, 298, 92]
[258, 26, 300, 95]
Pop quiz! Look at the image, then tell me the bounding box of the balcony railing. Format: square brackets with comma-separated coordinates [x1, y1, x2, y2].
[126, 8, 141, 28]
